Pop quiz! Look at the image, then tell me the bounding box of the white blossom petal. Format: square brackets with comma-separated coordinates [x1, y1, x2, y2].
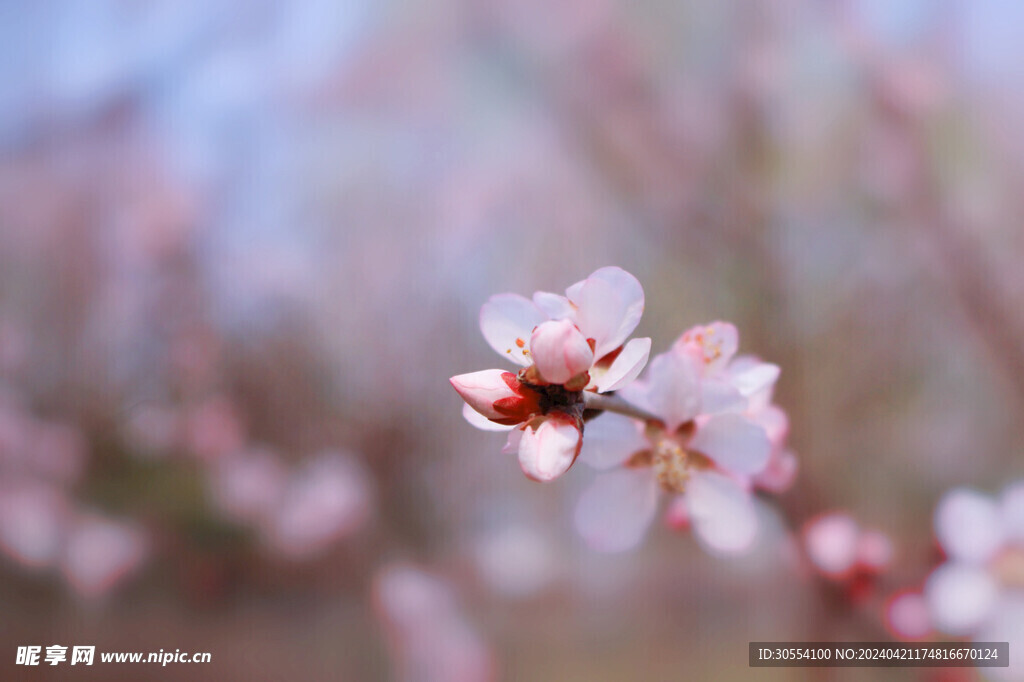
[479, 293, 548, 366]
[462, 403, 514, 432]
[685, 471, 758, 555]
[532, 291, 575, 320]
[517, 416, 580, 482]
[925, 563, 997, 635]
[975, 597, 1024, 682]
[591, 337, 651, 393]
[622, 349, 701, 432]
[690, 413, 771, 476]
[699, 379, 747, 414]
[935, 489, 1003, 564]
[728, 359, 780, 404]
[999, 481, 1024, 541]
[574, 469, 658, 553]
[568, 267, 644, 359]
[578, 412, 647, 470]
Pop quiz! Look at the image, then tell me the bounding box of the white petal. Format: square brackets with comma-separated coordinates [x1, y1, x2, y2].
[885, 592, 932, 640]
[479, 293, 548, 366]
[462, 403, 514, 432]
[592, 337, 651, 393]
[623, 348, 701, 432]
[517, 416, 580, 482]
[935, 489, 1003, 563]
[690, 413, 771, 475]
[532, 291, 575, 320]
[568, 267, 644, 359]
[502, 428, 523, 454]
[1000, 481, 1024, 541]
[699, 379, 747, 414]
[975, 597, 1024, 681]
[925, 563, 997, 635]
[728, 359, 780, 407]
[578, 412, 647, 470]
[685, 471, 758, 555]
[574, 469, 658, 553]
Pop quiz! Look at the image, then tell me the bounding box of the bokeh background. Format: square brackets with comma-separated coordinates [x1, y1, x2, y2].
[2, 1, 1024, 680]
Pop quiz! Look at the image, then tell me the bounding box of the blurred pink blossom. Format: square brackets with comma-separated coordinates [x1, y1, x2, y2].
[61, 514, 148, 600]
[885, 590, 932, 640]
[0, 482, 69, 569]
[575, 325, 783, 554]
[261, 450, 372, 559]
[207, 447, 288, 524]
[802, 512, 893, 581]
[374, 564, 495, 682]
[184, 395, 246, 461]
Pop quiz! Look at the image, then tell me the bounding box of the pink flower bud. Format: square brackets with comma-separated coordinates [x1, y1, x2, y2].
[529, 319, 594, 385]
[517, 412, 582, 482]
[449, 370, 541, 426]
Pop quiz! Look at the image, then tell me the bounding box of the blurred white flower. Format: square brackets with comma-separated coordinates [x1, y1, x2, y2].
[924, 482, 1024, 680]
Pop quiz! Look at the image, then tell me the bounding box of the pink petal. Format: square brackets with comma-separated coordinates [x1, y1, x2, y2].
[532, 291, 575, 320]
[591, 337, 651, 393]
[675, 322, 739, 374]
[753, 448, 798, 493]
[574, 469, 658, 552]
[857, 530, 894, 571]
[934, 489, 1003, 563]
[0, 484, 68, 568]
[885, 591, 932, 640]
[567, 267, 644, 359]
[61, 516, 147, 599]
[690, 413, 771, 475]
[264, 452, 372, 558]
[727, 358, 780, 407]
[925, 563, 997, 635]
[462, 404, 515, 432]
[622, 348, 701, 432]
[529, 319, 593, 385]
[803, 513, 859, 577]
[699, 378, 747, 414]
[578, 412, 647, 470]
[450, 369, 519, 421]
[685, 471, 759, 555]
[517, 415, 581, 482]
[502, 427, 524, 454]
[479, 293, 548, 366]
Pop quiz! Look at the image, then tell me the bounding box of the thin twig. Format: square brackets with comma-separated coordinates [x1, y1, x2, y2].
[582, 392, 662, 424]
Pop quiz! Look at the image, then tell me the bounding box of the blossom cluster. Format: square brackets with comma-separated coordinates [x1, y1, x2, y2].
[450, 267, 795, 554]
